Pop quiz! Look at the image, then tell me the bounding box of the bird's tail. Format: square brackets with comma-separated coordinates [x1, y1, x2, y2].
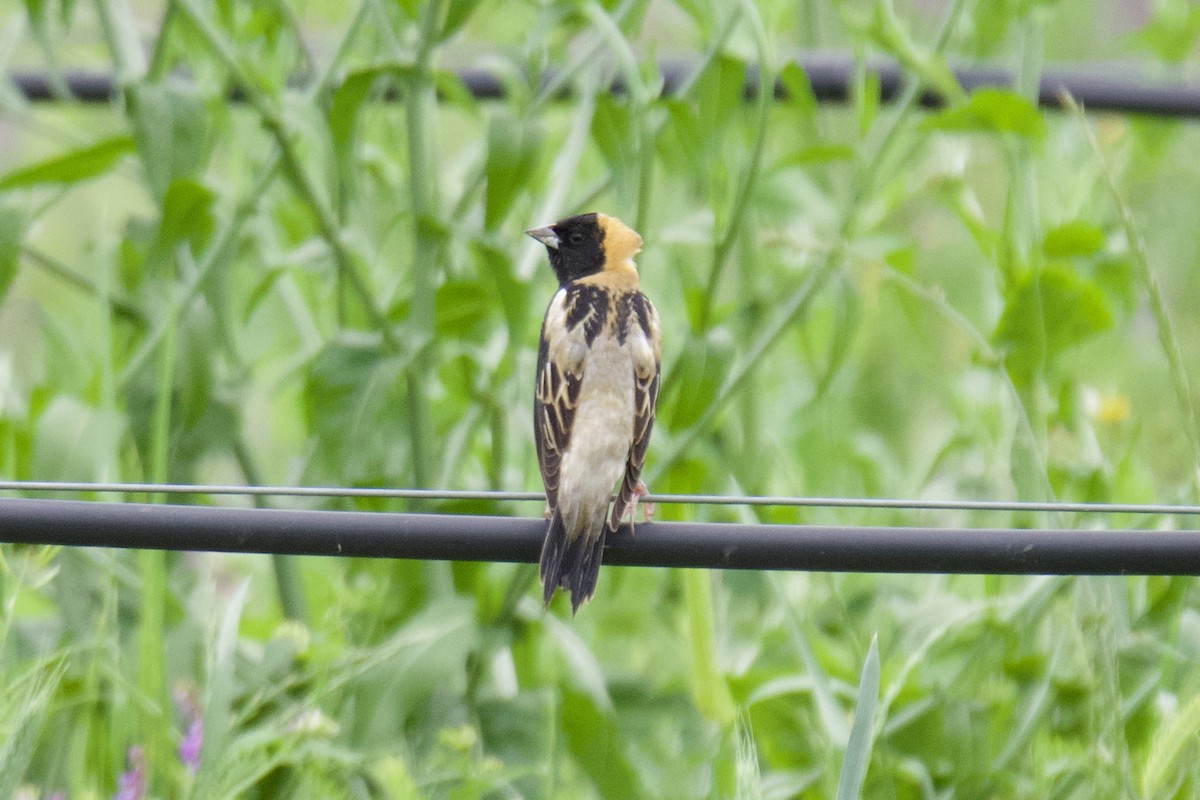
[539, 508, 606, 613]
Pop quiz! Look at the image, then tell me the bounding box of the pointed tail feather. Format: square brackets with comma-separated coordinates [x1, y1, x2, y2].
[566, 530, 606, 614]
[539, 509, 607, 612]
[539, 509, 568, 606]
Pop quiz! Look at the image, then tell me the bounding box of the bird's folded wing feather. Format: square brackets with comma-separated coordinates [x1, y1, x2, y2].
[610, 293, 661, 530]
[535, 288, 590, 510]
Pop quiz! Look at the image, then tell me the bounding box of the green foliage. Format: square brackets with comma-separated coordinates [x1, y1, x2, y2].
[3, 0, 1200, 797]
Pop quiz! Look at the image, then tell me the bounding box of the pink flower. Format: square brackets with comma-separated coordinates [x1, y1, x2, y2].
[179, 717, 203, 772]
[112, 746, 144, 800]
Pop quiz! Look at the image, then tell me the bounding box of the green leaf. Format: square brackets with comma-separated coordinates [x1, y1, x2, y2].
[778, 60, 818, 118]
[473, 240, 530, 338]
[0, 135, 135, 190]
[146, 178, 216, 273]
[561, 688, 641, 798]
[328, 67, 392, 157]
[658, 99, 704, 173]
[441, 0, 482, 40]
[835, 636, 880, 800]
[484, 113, 542, 230]
[777, 143, 856, 167]
[128, 81, 210, 198]
[194, 579, 250, 798]
[1134, 5, 1200, 63]
[435, 280, 495, 341]
[993, 266, 1113, 385]
[0, 203, 22, 304]
[697, 55, 745, 145]
[592, 93, 636, 170]
[1042, 220, 1105, 258]
[662, 331, 734, 430]
[32, 396, 126, 481]
[923, 88, 1046, 139]
[304, 338, 411, 483]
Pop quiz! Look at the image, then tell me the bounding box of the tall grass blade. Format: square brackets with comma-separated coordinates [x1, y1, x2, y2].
[835, 636, 880, 800]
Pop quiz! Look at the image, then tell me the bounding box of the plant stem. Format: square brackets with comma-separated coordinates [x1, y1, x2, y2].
[171, 0, 399, 349]
[1067, 96, 1200, 500]
[20, 245, 146, 324]
[232, 438, 310, 623]
[136, 305, 175, 793]
[117, 151, 281, 388]
[697, 0, 773, 331]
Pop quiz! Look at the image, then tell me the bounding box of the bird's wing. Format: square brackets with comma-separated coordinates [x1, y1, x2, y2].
[610, 292, 661, 531]
[535, 287, 599, 510]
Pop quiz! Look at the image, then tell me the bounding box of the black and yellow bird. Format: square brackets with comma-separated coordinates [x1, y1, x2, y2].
[525, 213, 662, 613]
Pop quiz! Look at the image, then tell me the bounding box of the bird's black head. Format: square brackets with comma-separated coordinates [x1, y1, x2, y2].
[525, 213, 606, 285]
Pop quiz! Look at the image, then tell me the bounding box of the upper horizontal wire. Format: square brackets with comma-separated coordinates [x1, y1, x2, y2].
[0, 480, 1197, 516]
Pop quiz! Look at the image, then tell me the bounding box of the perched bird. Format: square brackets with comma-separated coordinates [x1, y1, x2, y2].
[526, 213, 662, 613]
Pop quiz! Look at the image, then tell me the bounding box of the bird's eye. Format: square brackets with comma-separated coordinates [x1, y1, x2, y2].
[568, 231, 585, 245]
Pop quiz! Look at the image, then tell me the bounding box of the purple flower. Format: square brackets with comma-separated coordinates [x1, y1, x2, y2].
[179, 717, 203, 772]
[113, 746, 144, 800]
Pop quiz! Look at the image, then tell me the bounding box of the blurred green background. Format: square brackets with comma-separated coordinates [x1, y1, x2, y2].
[4, 0, 1200, 797]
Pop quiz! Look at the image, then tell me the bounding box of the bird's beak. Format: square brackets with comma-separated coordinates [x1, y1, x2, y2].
[525, 226, 560, 250]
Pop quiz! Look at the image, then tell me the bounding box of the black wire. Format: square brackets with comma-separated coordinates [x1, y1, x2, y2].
[9, 59, 1200, 117]
[3, 498, 1199, 575]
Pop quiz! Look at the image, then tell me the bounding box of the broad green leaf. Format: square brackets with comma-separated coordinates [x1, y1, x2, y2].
[545, 614, 612, 709]
[697, 55, 745, 146]
[128, 81, 209, 198]
[1134, 5, 1200, 63]
[1043, 221, 1105, 258]
[923, 88, 1046, 139]
[592, 93, 636, 171]
[32, 396, 126, 482]
[0, 135, 135, 190]
[473, 240, 530, 338]
[835, 636, 880, 800]
[0, 204, 22, 304]
[484, 113, 542, 230]
[778, 60, 818, 119]
[328, 67, 392, 156]
[146, 178, 216, 273]
[435, 280, 495, 341]
[303, 338, 411, 483]
[661, 330, 734, 430]
[477, 692, 555, 797]
[561, 688, 641, 798]
[658, 98, 705, 173]
[441, 0, 482, 41]
[993, 266, 1113, 384]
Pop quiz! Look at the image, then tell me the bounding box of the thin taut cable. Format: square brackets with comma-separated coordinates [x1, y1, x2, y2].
[0, 480, 1197, 517]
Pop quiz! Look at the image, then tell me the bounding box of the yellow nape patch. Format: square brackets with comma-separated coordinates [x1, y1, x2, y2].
[597, 213, 643, 266]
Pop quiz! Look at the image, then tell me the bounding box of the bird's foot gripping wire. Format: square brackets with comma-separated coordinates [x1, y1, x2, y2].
[618, 480, 654, 535]
[636, 480, 655, 523]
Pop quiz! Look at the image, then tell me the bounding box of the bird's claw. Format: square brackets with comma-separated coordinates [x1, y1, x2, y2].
[622, 480, 654, 536]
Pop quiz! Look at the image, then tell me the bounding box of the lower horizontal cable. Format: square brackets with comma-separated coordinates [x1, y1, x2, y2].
[0, 497, 1197, 575]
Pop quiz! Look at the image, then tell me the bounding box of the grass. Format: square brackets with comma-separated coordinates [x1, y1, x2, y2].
[3, 0, 1200, 797]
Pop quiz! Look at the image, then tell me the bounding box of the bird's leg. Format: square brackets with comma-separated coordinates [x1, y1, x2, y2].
[623, 480, 654, 537]
[635, 480, 655, 523]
